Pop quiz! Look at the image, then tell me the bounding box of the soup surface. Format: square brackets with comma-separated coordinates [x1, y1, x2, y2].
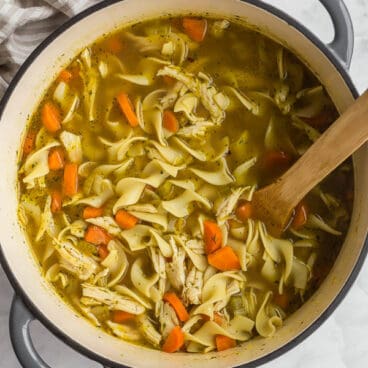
[17, 17, 353, 353]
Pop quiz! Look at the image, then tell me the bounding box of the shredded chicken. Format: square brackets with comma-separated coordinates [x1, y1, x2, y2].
[182, 265, 203, 305]
[137, 314, 162, 347]
[157, 65, 228, 124]
[81, 283, 146, 314]
[177, 121, 214, 139]
[55, 237, 99, 281]
[149, 247, 166, 279]
[166, 236, 186, 291]
[216, 187, 247, 223]
[159, 301, 179, 338]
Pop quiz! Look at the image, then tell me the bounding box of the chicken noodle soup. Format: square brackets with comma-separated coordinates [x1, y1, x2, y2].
[18, 17, 353, 353]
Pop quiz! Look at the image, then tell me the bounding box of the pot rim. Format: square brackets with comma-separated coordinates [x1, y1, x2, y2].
[0, 0, 364, 367]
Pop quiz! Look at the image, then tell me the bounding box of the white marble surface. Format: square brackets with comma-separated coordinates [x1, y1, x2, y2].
[1, 0, 368, 367]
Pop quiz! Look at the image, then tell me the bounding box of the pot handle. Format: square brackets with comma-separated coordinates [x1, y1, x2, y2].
[9, 296, 51, 368]
[9, 296, 111, 368]
[319, 0, 354, 69]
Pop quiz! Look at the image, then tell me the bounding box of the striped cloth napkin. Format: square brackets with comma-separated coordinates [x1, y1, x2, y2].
[0, 0, 100, 99]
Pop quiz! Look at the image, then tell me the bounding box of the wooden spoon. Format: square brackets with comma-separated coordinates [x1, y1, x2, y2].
[252, 89, 368, 237]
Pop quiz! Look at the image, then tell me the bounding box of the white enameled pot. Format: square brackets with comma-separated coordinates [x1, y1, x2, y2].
[0, 1, 367, 367]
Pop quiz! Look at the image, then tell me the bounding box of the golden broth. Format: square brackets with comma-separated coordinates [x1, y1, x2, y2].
[17, 17, 352, 352]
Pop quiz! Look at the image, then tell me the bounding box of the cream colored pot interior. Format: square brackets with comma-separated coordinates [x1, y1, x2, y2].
[0, 0, 367, 367]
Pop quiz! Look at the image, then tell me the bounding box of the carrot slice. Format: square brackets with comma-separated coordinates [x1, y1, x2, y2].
[50, 190, 62, 213]
[41, 102, 61, 133]
[23, 131, 36, 157]
[216, 335, 236, 352]
[83, 206, 104, 219]
[201, 314, 210, 322]
[98, 245, 109, 260]
[302, 108, 334, 130]
[207, 246, 241, 271]
[162, 75, 176, 86]
[68, 65, 82, 89]
[273, 292, 290, 310]
[115, 209, 138, 229]
[112, 310, 135, 323]
[116, 92, 139, 127]
[163, 292, 189, 322]
[69, 65, 80, 78]
[203, 220, 222, 254]
[105, 36, 123, 53]
[182, 18, 207, 42]
[58, 69, 73, 83]
[85, 225, 111, 246]
[163, 110, 179, 133]
[162, 326, 185, 353]
[213, 312, 225, 326]
[262, 150, 292, 170]
[63, 163, 78, 197]
[291, 201, 308, 229]
[235, 201, 253, 222]
[48, 147, 65, 171]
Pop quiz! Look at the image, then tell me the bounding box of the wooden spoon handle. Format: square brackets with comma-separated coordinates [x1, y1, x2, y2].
[274, 89, 368, 208]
